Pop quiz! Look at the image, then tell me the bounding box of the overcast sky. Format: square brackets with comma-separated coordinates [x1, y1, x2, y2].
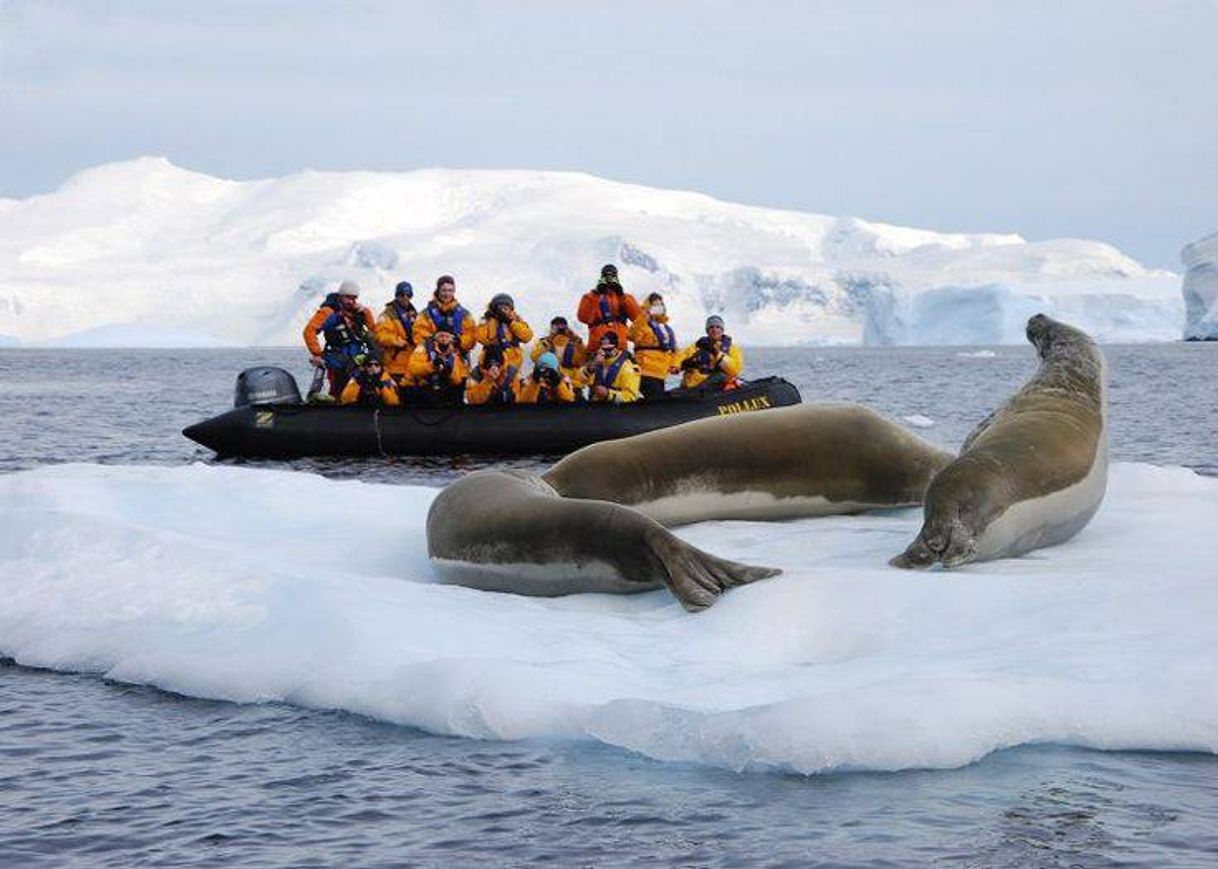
[2, 0, 1215, 267]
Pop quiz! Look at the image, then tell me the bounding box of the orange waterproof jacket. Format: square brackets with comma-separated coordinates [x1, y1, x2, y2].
[577, 289, 641, 348]
[518, 376, 576, 404]
[465, 367, 521, 405]
[412, 298, 476, 354]
[628, 314, 679, 380]
[375, 302, 417, 378]
[583, 350, 641, 403]
[303, 302, 377, 357]
[531, 333, 587, 380]
[339, 373, 401, 407]
[676, 336, 743, 388]
[405, 342, 469, 388]
[475, 316, 533, 371]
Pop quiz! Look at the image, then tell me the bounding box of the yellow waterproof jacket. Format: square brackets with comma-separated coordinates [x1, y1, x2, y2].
[676, 336, 743, 389]
[531, 333, 587, 380]
[628, 314, 678, 380]
[465, 366, 521, 405]
[376, 302, 417, 378]
[584, 351, 641, 403]
[405, 342, 469, 388]
[412, 298, 476, 354]
[475, 316, 533, 371]
[518, 376, 576, 404]
[339, 373, 400, 407]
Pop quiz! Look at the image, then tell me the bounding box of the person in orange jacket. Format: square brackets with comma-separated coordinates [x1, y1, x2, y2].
[303, 280, 379, 398]
[375, 281, 418, 384]
[518, 352, 576, 404]
[581, 331, 641, 403]
[465, 345, 520, 406]
[577, 264, 641, 349]
[628, 292, 678, 399]
[474, 293, 533, 372]
[531, 316, 587, 382]
[674, 315, 743, 390]
[339, 355, 400, 407]
[405, 331, 469, 404]
[412, 275, 476, 358]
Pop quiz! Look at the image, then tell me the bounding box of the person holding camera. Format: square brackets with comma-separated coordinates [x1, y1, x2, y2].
[475, 293, 533, 372]
[406, 330, 469, 404]
[628, 292, 679, 399]
[577, 263, 641, 350]
[466, 345, 521, 406]
[412, 275, 476, 358]
[582, 331, 641, 403]
[531, 316, 587, 381]
[673, 315, 743, 390]
[339, 354, 400, 408]
[519, 352, 576, 404]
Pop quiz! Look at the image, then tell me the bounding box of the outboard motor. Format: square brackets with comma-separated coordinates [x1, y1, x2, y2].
[234, 366, 302, 408]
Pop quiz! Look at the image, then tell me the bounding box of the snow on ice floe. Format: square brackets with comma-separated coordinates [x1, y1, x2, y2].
[2, 462, 1216, 775]
[0, 158, 1185, 348]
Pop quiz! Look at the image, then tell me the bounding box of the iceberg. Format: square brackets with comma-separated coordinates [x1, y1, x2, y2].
[2, 462, 1215, 775]
[0, 158, 1184, 348]
[1182, 232, 1218, 340]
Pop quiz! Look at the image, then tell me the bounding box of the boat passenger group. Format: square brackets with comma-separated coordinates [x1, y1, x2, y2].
[303, 264, 745, 407]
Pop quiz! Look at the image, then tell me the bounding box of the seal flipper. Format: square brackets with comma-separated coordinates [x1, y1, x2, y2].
[889, 534, 936, 569]
[642, 526, 781, 612]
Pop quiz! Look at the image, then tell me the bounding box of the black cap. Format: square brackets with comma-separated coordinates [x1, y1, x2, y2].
[601, 264, 618, 278]
[395, 281, 413, 299]
[600, 331, 620, 347]
[551, 316, 568, 326]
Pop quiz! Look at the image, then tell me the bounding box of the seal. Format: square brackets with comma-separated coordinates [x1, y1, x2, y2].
[426, 469, 781, 612]
[543, 403, 955, 526]
[891, 313, 1107, 569]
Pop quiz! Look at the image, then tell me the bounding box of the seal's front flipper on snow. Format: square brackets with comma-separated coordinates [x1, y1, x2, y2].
[643, 526, 781, 612]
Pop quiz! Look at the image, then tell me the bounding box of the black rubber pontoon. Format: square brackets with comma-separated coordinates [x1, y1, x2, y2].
[184, 374, 801, 458]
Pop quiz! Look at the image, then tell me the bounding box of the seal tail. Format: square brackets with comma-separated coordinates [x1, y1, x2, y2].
[643, 526, 781, 612]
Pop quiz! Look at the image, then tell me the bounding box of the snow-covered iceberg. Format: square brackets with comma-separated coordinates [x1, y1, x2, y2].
[0, 157, 1182, 347]
[1182, 232, 1218, 340]
[2, 462, 1215, 775]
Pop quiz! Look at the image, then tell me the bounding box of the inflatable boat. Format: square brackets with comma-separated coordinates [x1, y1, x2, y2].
[183, 366, 802, 458]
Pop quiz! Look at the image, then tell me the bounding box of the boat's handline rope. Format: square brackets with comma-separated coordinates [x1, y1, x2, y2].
[373, 408, 388, 457]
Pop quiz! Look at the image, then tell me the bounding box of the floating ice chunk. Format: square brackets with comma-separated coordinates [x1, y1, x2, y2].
[901, 414, 935, 428]
[1, 462, 1215, 775]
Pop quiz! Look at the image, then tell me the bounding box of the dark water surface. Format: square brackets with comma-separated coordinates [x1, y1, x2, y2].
[2, 344, 1217, 867]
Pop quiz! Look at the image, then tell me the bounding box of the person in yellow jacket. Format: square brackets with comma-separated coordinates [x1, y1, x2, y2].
[582, 332, 641, 403]
[531, 316, 587, 382]
[673, 315, 743, 390]
[519, 352, 576, 404]
[375, 281, 418, 384]
[412, 275, 476, 357]
[339, 355, 400, 407]
[474, 293, 533, 372]
[628, 292, 679, 399]
[406, 332, 469, 404]
[465, 346, 521, 406]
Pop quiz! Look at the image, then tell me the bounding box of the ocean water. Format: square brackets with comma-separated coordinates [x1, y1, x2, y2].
[1, 344, 1216, 867]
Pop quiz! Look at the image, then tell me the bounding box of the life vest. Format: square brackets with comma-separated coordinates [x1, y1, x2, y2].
[486, 365, 518, 405]
[594, 352, 629, 389]
[596, 292, 630, 326]
[693, 335, 732, 372]
[559, 339, 579, 369]
[426, 301, 468, 338]
[392, 302, 416, 338]
[493, 319, 521, 351]
[638, 319, 676, 352]
[321, 310, 373, 369]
